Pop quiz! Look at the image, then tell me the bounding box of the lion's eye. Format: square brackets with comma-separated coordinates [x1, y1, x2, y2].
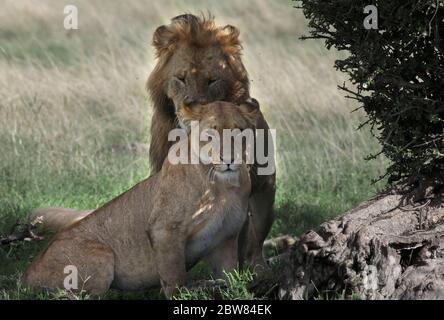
[208, 78, 219, 86]
[175, 75, 186, 84]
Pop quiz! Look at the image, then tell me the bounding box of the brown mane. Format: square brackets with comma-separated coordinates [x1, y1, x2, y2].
[146, 13, 250, 173]
[152, 14, 243, 59]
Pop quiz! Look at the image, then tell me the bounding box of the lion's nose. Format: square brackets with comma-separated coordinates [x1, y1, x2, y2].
[197, 97, 207, 104]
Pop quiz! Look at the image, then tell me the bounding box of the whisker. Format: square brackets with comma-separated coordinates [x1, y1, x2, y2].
[212, 168, 216, 182]
[206, 166, 213, 182]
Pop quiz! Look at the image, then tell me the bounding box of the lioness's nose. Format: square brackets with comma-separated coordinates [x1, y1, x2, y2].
[222, 155, 237, 165]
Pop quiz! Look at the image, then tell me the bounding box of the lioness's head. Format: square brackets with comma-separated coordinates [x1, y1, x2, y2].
[148, 14, 249, 115]
[176, 99, 260, 186]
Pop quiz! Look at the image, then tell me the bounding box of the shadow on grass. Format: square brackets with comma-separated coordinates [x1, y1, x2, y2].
[272, 201, 340, 237]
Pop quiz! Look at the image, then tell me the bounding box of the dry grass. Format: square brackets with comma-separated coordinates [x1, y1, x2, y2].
[0, 0, 380, 181]
[0, 0, 388, 299]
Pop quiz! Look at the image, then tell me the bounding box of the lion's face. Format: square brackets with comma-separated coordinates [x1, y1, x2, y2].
[148, 14, 250, 115]
[165, 44, 240, 110]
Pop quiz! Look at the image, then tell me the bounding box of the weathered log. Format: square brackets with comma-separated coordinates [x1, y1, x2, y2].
[277, 190, 444, 300]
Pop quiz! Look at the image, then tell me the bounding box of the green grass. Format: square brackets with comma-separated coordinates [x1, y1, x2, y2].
[0, 0, 388, 300]
[174, 269, 256, 300]
[0, 110, 387, 299]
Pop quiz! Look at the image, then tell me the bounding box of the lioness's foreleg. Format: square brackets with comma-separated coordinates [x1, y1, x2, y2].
[149, 229, 187, 298]
[205, 235, 239, 279]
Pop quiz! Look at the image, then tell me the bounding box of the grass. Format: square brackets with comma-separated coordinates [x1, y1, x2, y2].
[174, 270, 256, 300]
[0, 0, 388, 299]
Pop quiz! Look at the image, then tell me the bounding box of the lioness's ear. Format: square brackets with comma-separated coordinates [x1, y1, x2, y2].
[239, 98, 260, 114]
[216, 25, 242, 56]
[188, 104, 206, 118]
[177, 104, 205, 124]
[152, 25, 175, 56]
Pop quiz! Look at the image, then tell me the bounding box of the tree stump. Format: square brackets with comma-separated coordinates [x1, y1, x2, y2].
[277, 190, 444, 300]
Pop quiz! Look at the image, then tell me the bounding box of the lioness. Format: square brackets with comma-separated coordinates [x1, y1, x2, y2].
[148, 13, 276, 270]
[23, 100, 260, 298]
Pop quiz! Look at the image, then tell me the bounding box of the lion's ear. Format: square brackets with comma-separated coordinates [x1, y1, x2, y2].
[152, 25, 175, 56]
[221, 25, 240, 39]
[216, 25, 242, 56]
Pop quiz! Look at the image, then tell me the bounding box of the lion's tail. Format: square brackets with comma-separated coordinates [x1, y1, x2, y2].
[29, 207, 93, 232]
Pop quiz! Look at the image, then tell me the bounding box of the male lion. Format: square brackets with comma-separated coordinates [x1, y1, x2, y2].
[147, 13, 276, 271]
[23, 100, 260, 298]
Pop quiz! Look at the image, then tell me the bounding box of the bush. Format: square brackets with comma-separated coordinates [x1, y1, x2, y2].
[297, 0, 444, 186]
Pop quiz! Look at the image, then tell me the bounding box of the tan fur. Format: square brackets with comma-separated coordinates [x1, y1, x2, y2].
[23, 102, 258, 298]
[147, 14, 276, 271]
[30, 207, 92, 233]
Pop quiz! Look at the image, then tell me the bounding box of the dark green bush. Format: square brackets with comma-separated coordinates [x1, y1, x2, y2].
[298, 0, 444, 186]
